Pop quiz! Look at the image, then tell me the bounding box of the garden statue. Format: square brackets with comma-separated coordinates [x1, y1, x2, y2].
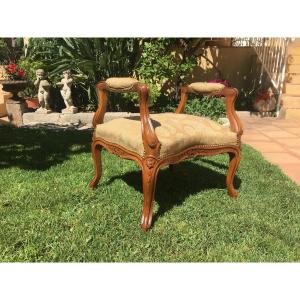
[34, 69, 52, 114]
[57, 70, 78, 114]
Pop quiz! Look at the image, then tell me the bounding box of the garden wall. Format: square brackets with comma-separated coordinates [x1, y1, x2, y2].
[0, 84, 9, 117]
[190, 46, 259, 95]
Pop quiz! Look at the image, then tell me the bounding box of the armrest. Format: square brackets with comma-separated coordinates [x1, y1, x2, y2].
[176, 84, 243, 137]
[93, 78, 160, 155]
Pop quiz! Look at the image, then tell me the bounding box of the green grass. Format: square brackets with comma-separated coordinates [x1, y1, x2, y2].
[0, 125, 300, 262]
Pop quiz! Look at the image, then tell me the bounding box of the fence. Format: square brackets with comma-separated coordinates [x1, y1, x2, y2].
[249, 38, 292, 115]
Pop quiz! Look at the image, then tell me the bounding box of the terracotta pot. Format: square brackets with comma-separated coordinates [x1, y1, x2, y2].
[26, 97, 39, 109]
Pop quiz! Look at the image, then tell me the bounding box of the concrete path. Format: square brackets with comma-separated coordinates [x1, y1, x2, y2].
[238, 112, 300, 185]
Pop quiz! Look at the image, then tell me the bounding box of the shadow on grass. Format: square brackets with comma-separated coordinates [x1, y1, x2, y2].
[107, 160, 241, 226]
[0, 126, 91, 171]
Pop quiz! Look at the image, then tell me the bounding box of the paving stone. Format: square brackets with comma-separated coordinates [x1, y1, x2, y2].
[255, 125, 283, 131]
[104, 112, 139, 122]
[59, 114, 81, 125]
[278, 164, 300, 185]
[262, 152, 300, 165]
[276, 138, 300, 147]
[246, 141, 286, 153]
[242, 133, 271, 142]
[262, 130, 298, 138]
[23, 112, 60, 124]
[284, 128, 300, 135]
[75, 112, 94, 124]
[238, 112, 300, 185]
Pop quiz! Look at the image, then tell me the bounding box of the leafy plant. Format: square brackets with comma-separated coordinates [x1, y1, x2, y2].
[47, 38, 140, 110]
[159, 95, 226, 121]
[185, 96, 226, 120]
[18, 58, 45, 97]
[25, 38, 61, 62]
[135, 39, 197, 104]
[0, 38, 24, 64]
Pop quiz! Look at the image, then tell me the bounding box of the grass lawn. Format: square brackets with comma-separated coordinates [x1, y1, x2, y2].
[0, 125, 300, 262]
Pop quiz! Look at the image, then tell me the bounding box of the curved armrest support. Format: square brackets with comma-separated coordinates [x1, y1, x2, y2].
[93, 80, 160, 156]
[137, 84, 161, 155]
[93, 81, 108, 127]
[219, 87, 243, 137]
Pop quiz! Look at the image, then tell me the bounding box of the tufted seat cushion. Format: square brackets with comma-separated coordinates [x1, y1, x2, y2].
[189, 82, 225, 93]
[95, 113, 237, 157]
[106, 77, 139, 90]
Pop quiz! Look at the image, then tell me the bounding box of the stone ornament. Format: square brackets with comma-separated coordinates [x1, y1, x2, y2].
[57, 70, 78, 114]
[34, 69, 52, 114]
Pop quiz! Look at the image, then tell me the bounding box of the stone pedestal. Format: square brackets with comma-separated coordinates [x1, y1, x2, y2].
[35, 107, 52, 114]
[62, 107, 78, 114]
[6, 99, 28, 126]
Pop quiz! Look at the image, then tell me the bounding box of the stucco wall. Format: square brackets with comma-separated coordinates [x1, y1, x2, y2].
[188, 46, 260, 95]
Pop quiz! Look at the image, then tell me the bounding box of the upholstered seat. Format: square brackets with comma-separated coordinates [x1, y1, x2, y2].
[189, 82, 225, 93]
[95, 113, 238, 157]
[106, 77, 139, 90]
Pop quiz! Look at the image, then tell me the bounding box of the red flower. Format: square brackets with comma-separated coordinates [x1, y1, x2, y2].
[5, 63, 17, 74]
[208, 79, 229, 87]
[17, 68, 25, 78]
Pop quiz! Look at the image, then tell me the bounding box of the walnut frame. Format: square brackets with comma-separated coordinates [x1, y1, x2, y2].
[89, 81, 243, 231]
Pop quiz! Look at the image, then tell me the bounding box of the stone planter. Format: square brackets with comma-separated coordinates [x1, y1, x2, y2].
[0, 80, 28, 126]
[0, 84, 12, 117]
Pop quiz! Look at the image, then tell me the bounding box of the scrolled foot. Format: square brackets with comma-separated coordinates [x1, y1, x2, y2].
[141, 212, 152, 231]
[89, 177, 100, 189]
[227, 185, 238, 198]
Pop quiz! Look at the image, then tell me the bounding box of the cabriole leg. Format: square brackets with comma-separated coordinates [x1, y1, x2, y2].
[89, 142, 103, 189]
[226, 150, 241, 198]
[141, 157, 160, 231]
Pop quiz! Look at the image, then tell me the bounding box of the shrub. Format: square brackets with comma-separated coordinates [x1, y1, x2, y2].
[135, 39, 197, 104]
[184, 96, 226, 120]
[157, 95, 226, 121]
[0, 38, 24, 64]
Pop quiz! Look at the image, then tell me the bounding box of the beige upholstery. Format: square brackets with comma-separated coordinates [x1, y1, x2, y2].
[106, 77, 139, 90]
[189, 82, 225, 94]
[95, 113, 237, 157]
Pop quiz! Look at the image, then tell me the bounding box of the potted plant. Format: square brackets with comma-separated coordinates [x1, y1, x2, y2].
[0, 63, 28, 126]
[0, 63, 27, 98]
[253, 88, 276, 117]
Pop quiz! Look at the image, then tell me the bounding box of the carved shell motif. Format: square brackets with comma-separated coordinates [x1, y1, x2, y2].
[109, 146, 127, 157]
[144, 156, 158, 183]
[145, 157, 156, 169]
